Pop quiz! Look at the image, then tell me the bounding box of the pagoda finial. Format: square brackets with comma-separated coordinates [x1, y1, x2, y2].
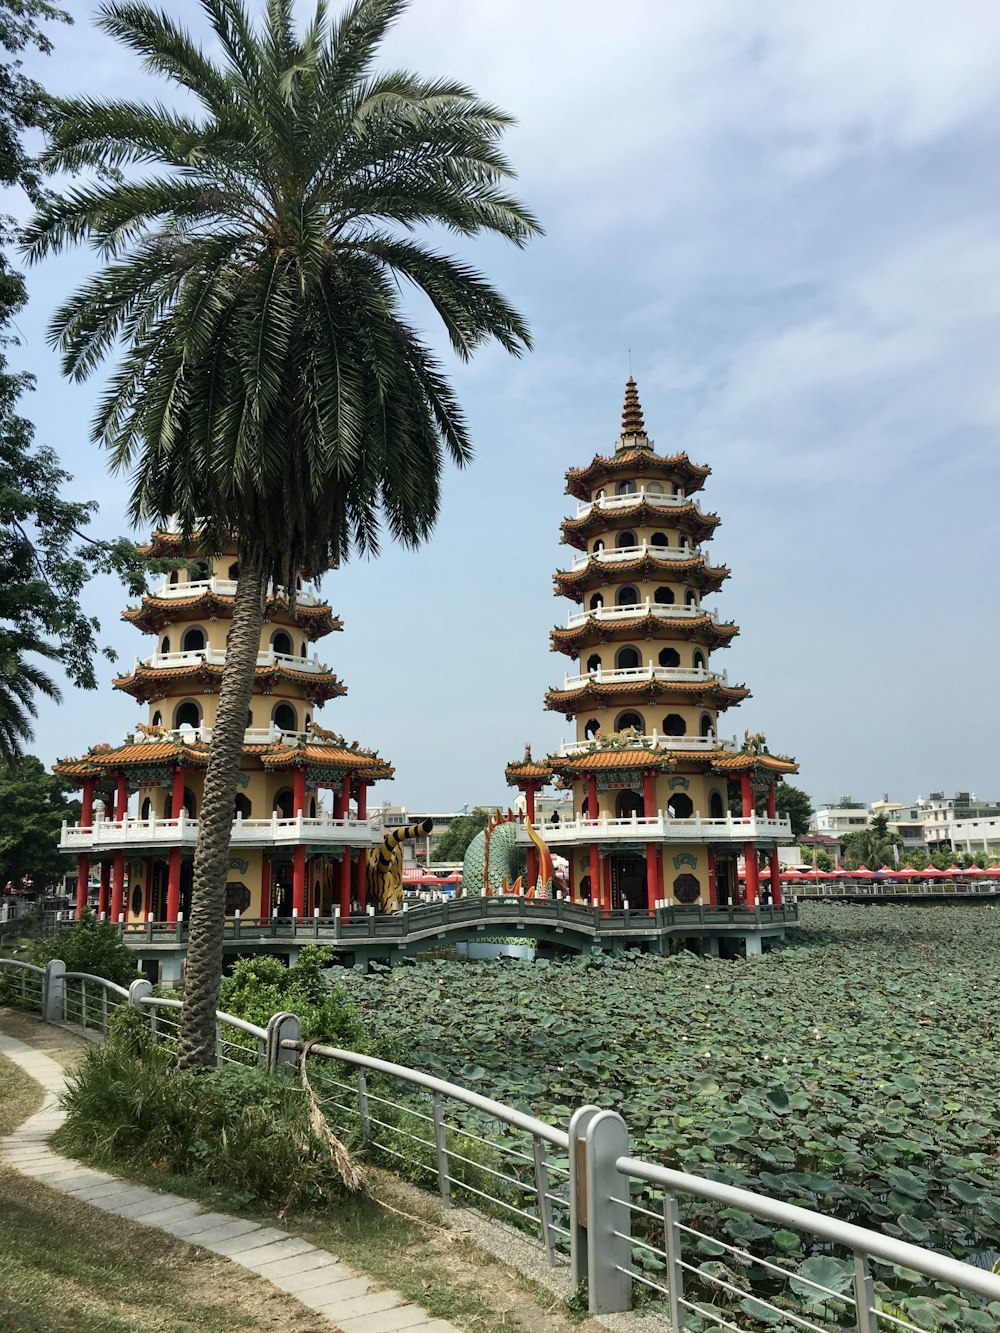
[619, 376, 648, 443]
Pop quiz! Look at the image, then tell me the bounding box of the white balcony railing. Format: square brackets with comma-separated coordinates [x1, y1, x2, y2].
[515, 812, 791, 846]
[559, 732, 737, 755]
[568, 542, 703, 570]
[148, 574, 324, 607]
[559, 664, 727, 690]
[565, 600, 718, 629]
[60, 811, 378, 852]
[573, 490, 701, 520]
[131, 647, 328, 675]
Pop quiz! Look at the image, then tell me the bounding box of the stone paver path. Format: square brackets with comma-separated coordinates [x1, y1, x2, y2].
[0, 1030, 460, 1333]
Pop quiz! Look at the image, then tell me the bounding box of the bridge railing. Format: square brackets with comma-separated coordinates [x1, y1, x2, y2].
[7, 954, 997, 1326]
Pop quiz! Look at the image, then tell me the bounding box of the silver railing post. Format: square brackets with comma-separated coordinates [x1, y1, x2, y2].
[43, 959, 66, 1023]
[664, 1191, 684, 1330]
[432, 1093, 451, 1205]
[584, 1110, 631, 1315]
[852, 1251, 879, 1333]
[266, 1011, 300, 1075]
[357, 1069, 371, 1143]
[568, 1105, 602, 1290]
[532, 1136, 556, 1265]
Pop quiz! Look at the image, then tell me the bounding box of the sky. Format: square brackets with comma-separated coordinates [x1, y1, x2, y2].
[10, 0, 1000, 814]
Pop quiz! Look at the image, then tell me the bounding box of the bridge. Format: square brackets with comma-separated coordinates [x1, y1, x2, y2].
[69, 898, 800, 984]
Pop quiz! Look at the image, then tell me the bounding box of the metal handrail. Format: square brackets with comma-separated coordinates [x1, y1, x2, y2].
[282, 1039, 570, 1150]
[0, 958, 45, 976]
[63, 972, 130, 997]
[617, 1154, 1000, 1304]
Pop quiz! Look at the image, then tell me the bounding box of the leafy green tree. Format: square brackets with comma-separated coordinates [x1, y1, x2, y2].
[796, 845, 831, 872]
[433, 808, 490, 863]
[26, 0, 539, 1067]
[775, 784, 813, 839]
[219, 946, 378, 1048]
[843, 814, 903, 870]
[27, 910, 137, 986]
[0, 753, 79, 890]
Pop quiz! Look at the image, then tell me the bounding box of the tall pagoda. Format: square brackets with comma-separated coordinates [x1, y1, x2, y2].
[55, 525, 392, 931]
[506, 379, 797, 918]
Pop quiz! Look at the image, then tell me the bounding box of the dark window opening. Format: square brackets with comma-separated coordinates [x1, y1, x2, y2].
[651, 532, 668, 547]
[663, 714, 686, 736]
[668, 793, 694, 819]
[272, 630, 293, 656]
[709, 791, 725, 819]
[658, 647, 680, 668]
[590, 593, 604, 611]
[234, 793, 251, 819]
[616, 711, 644, 733]
[181, 626, 206, 652]
[616, 529, 636, 549]
[616, 790, 644, 819]
[584, 718, 601, 740]
[586, 654, 602, 673]
[616, 585, 640, 606]
[273, 702, 297, 733]
[615, 646, 641, 670]
[673, 872, 700, 902]
[700, 713, 714, 738]
[654, 586, 675, 605]
[174, 700, 201, 729]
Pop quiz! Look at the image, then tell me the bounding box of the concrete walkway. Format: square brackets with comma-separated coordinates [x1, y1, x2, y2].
[0, 1030, 460, 1333]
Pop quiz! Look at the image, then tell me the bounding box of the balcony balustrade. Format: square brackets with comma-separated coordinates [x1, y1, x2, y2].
[559, 731, 736, 754]
[148, 574, 324, 607]
[132, 646, 328, 675]
[560, 664, 727, 690]
[515, 811, 791, 846]
[566, 600, 718, 629]
[60, 810, 377, 853]
[574, 489, 698, 519]
[568, 542, 704, 570]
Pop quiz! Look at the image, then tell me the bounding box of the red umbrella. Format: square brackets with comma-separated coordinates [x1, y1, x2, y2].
[986, 864, 1000, 875]
[844, 864, 875, 878]
[942, 864, 965, 876]
[965, 865, 989, 877]
[782, 866, 805, 876]
[919, 866, 944, 878]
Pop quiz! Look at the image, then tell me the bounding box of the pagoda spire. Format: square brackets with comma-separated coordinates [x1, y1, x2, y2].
[618, 375, 650, 449]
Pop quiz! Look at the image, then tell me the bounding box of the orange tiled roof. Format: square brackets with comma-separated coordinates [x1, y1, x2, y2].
[560, 500, 720, 550]
[54, 735, 394, 783]
[550, 748, 680, 774]
[258, 743, 393, 777]
[552, 554, 730, 598]
[544, 678, 750, 714]
[549, 611, 739, 657]
[565, 452, 710, 502]
[504, 760, 552, 784]
[123, 591, 341, 640]
[711, 751, 798, 775]
[113, 660, 347, 705]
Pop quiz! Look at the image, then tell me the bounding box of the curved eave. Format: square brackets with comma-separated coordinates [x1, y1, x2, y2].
[552, 556, 730, 599]
[560, 502, 720, 550]
[504, 761, 554, 786]
[543, 680, 750, 715]
[565, 450, 711, 501]
[549, 613, 740, 657]
[54, 740, 210, 781]
[711, 753, 799, 777]
[547, 748, 680, 777]
[122, 592, 342, 641]
[54, 737, 393, 783]
[113, 661, 347, 705]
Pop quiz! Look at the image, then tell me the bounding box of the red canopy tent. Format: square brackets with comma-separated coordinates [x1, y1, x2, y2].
[843, 865, 876, 878]
[964, 864, 990, 877]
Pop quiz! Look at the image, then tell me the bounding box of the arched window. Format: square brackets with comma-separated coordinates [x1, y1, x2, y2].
[616, 585, 640, 606]
[300, 642, 307, 657]
[234, 793, 251, 819]
[305, 713, 311, 728]
[616, 790, 643, 819]
[190, 560, 210, 582]
[709, 791, 725, 819]
[672, 484, 684, 498]
[589, 592, 604, 611]
[168, 570, 178, 586]
[615, 710, 644, 733]
[151, 710, 162, 727]
[273, 702, 297, 733]
[271, 630, 293, 657]
[663, 714, 687, 736]
[615, 646, 641, 670]
[658, 647, 680, 668]
[227, 561, 240, 580]
[160, 635, 170, 654]
[685, 590, 697, 607]
[616, 530, 636, 549]
[668, 792, 694, 819]
[693, 650, 705, 670]
[586, 653, 602, 673]
[273, 787, 294, 819]
[182, 787, 197, 817]
[616, 480, 636, 496]
[592, 539, 605, 554]
[700, 713, 714, 738]
[679, 533, 689, 549]
[174, 699, 201, 730]
[140, 797, 152, 821]
[651, 531, 668, 547]
[181, 626, 206, 652]
[584, 718, 601, 740]
[594, 488, 606, 501]
[654, 586, 675, 605]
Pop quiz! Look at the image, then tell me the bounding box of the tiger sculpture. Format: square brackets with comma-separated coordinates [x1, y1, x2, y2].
[367, 818, 434, 914]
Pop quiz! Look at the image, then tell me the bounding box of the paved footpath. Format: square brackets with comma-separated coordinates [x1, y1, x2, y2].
[0, 1031, 460, 1333]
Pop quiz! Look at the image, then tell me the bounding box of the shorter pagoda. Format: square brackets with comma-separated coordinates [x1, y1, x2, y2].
[55, 524, 392, 927]
[505, 380, 797, 926]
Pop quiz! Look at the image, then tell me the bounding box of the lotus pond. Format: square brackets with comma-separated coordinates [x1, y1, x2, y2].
[339, 904, 1000, 1329]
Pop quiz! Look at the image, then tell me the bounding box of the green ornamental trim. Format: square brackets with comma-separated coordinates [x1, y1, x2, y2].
[598, 842, 647, 857]
[228, 858, 249, 873]
[668, 776, 690, 791]
[596, 768, 644, 792]
[127, 765, 173, 790]
[673, 852, 698, 870]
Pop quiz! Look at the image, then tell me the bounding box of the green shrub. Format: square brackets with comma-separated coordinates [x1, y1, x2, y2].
[57, 1018, 360, 1209]
[26, 912, 137, 987]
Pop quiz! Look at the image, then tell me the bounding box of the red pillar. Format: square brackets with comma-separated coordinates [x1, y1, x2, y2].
[98, 860, 111, 917]
[340, 773, 351, 820]
[567, 858, 575, 902]
[75, 855, 90, 919]
[645, 843, 657, 909]
[260, 853, 271, 918]
[766, 782, 776, 819]
[339, 849, 352, 915]
[115, 770, 128, 822]
[707, 849, 717, 907]
[642, 770, 655, 818]
[110, 852, 125, 921]
[293, 767, 306, 816]
[602, 857, 612, 911]
[292, 767, 307, 915]
[356, 847, 367, 911]
[740, 774, 752, 818]
[589, 842, 600, 909]
[356, 782, 368, 821]
[170, 765, 186, 820]
[81, 779, 95, 829]
[770, 847, 782, 906]
[587, 774, 598, 821]
[166, 848, 181, 922]
[743, 841, 758, 908]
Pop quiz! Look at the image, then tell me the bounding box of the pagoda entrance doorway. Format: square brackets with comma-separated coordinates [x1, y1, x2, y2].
[611, 853, 646, 909]
[179, 860, 194, 919]
[149, 860, 168, 920]
[714, 854, 735, 906]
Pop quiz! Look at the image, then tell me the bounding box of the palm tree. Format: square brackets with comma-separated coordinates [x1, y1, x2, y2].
[24, 0, 539, 1066]
[0, 629, 60, 766]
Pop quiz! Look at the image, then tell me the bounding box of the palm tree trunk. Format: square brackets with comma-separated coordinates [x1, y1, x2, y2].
[177, 560, 266, 1069]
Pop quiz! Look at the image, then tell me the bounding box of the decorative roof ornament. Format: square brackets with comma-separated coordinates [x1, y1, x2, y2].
[618, 376, 650, 450]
